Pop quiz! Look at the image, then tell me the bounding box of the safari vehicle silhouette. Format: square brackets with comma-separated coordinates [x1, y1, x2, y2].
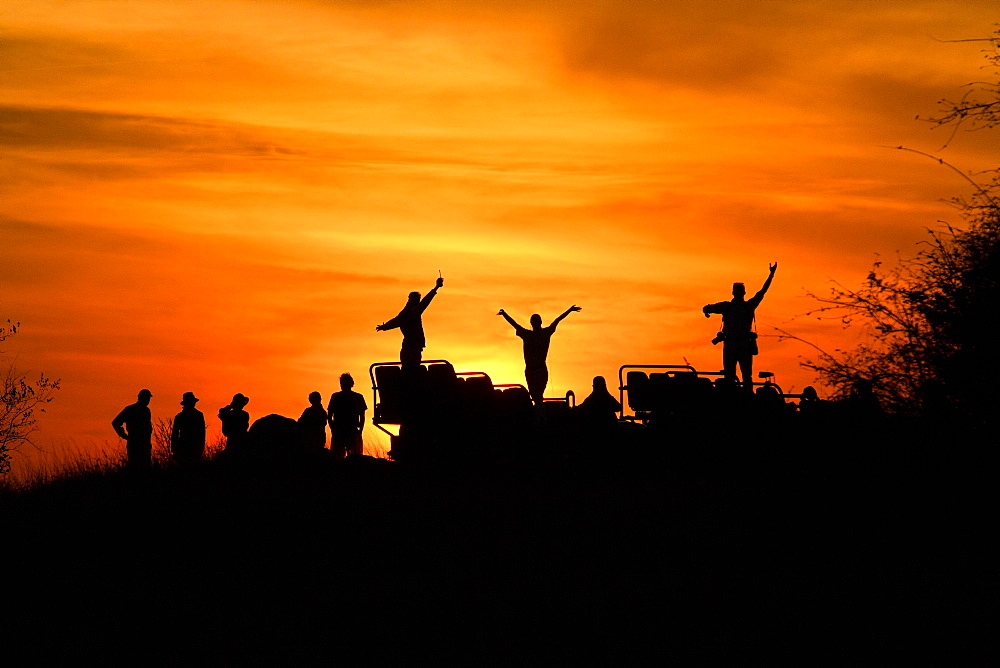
[368, 360, 575, 460]
[617, 364, 810, 424]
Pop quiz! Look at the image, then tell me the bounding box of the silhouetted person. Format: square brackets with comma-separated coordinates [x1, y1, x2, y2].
[845, 378, 881, 420]
[171, 391, 206, 465]
[572, 376, 622, 460]
[498, 305, 581, 405]
[328, 373, 367, 458]
[703, 262, 777, 389]
[798, 385, 824, 414]
[112, 389, 153, 472]
[298, 391, 328, 451]
[219, 393, 250, 452]
[754, 381, 789, 416]
[576, 376, 622, 429]
[376, 275, 444, 368]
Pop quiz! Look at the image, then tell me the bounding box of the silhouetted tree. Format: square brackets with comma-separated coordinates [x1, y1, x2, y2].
[799, 184, 998, 422]
[918, 29, 1000, 147]
[792, 33, 1000, 427]
[152, 417, 174, 467]
[1, 321, 60, 474]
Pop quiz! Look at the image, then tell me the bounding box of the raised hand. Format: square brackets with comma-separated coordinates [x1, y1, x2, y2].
[769, 262, 778, 273]
[569, 305, 582, 312]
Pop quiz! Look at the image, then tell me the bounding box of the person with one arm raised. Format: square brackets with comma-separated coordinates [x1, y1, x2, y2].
[376, 273, 444, 369]
[498, 304, 581, 406]
[703, 262, 777, 389]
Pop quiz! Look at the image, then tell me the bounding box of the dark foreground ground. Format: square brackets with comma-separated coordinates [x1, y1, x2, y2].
[4, 417, 995, 664]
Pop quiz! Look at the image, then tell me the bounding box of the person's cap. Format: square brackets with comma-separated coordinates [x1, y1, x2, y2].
[138, 389, 153, 397]
[232, 393, 249, 405]
[181, 391, 199, 405]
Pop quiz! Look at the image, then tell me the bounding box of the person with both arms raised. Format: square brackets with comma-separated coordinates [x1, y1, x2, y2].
[498, 304, 581, 406]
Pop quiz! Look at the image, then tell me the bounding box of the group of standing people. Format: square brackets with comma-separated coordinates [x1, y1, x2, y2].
[112, 373, 368, 471]
[375, 273, 584, 405]
[376, 262, 778, 401]
[113, 263, 778, 469]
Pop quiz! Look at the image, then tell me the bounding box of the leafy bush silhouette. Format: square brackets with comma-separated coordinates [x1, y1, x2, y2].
[788, 31, 1000, 426]
[1, 320, 60, 474]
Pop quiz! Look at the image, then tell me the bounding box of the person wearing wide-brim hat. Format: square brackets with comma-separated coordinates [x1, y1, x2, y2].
[219, 393, 251, 452]
[171, 391, 206, 465]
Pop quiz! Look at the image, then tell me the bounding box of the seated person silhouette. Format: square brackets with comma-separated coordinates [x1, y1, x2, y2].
[171, 391, 206, 465]
[703, 262, 777, 389]
[576, 376, 622, 429]
[376, 275, 444, 369]
[498, 304, 581, 405]
[298, 391, 328, 450]
[845, 378, 881, 419]
[328, 373, 367, 458]
[112, 389, 153, 472]
[219, 393, 250, 451]
[798, 385, 822, 412]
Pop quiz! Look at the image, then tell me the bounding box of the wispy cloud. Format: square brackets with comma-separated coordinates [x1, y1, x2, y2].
[2, 0, 998, 460]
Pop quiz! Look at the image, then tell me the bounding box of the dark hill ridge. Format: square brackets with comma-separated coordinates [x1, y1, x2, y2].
[4, 421, 993, 663]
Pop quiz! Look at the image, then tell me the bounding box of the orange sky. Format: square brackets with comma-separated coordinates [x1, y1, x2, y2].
[2, 0, 998, 471]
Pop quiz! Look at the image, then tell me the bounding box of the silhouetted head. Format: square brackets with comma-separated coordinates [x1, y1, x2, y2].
[801, 386, 819, 401]
[732, 282, 746, 299]
[137, 389, 152, 406]
[408, 291, 421, 303]
[180, 391, 199, 407]
[231, 393, 249, 408]
[309, 391, 322, 406]
[755, 384, 780, 398]
[530, 313, 543, 329]
[340, 373, 354, 390]
[593, 376, 608, 391]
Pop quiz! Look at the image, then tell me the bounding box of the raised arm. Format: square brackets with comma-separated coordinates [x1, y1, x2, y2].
[419, 276, 444, 312]
[550, 304, 581, 328]
[497, 309, 524, 330]
[751, 262, 778, 304]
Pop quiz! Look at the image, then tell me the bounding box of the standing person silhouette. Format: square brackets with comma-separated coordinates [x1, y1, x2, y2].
[498, 305, 581, 405]
[328, 373, 367, 458]
[703, 262, 777, 389]
[376, 274, 444, 369]
[171, 391, 206, 465]
[112, 389, 153, 472]
[298, 391, 328, 451]
[218, 393, 250, 452]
